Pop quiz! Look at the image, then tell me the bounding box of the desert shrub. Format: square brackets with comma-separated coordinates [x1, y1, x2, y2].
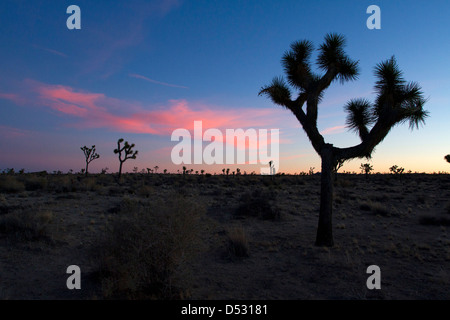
[95, 194, 205, 299]
[79, 177, 100, 192]
[227, 225, 249, 258]
[235, 189, 280, 220]
[0, 210, 53, 241]
[136, 185, 153, 197]
[0, 176, 25, 193]
[419, 215, 450, 226]
[359, 200, 390, 216]
[23, 175, 48, 191]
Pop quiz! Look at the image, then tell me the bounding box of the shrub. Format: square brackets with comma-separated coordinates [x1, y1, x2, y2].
[0, 210, 53, 241]
[235, 189, 280, 220]
[95, 194, 204, 299]
[0, 176, 25, 193]
[359, 200, 390, 216]
[227, 225, 249, 259]
[23, 175, 48, 191]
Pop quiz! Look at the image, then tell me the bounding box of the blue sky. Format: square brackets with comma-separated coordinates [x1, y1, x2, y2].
[0, 0, 449, 174]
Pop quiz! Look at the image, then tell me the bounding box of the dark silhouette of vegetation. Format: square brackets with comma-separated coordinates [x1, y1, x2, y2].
[445, 154, 450, 163]
[114, 138, 138, 180]
[259, 33, 428, 246]
[80, 145, 100, 176]
[360, 163, 374, 179]
[389, 165, 405, 175]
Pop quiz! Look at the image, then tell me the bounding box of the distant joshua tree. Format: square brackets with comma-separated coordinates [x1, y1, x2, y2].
[389, 165, 405, 175]
[360, 163, 374, 179]
[80, 145, 100, 176]
[154, 166, 159, 174]
[445, 154, 450, 163]
[164, 169, 168, 174]
[114, 138, 138, 180]
[260, 33, 428, 246]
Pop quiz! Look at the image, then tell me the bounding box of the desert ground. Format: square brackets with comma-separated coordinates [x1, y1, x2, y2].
[0, 172, 449, 300]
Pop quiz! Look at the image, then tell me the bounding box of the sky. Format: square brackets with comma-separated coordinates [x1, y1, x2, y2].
[0, 0, 449, 174]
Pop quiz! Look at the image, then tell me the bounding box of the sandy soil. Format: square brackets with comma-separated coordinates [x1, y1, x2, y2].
[0, 173, 449, 300]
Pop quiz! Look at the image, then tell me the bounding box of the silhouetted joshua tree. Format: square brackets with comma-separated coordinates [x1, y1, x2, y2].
[360, 163, 373, 179]
[445, 154, 450, 163]
[80, 145, 100, 177]
[114, 138, 138, 180]
[259, 33, 428, 246]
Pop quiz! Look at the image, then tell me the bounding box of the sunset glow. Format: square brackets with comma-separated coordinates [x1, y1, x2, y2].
[1, 1, 449, 174]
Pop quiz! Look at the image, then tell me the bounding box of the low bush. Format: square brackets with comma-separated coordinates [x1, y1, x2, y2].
[95, 194, 205, 299]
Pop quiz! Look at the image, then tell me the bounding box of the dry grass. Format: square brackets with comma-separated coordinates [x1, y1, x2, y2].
[227, 225, 250, 258]
[94, 193, 205, 299]
[0, 176, 25, 193]
[0, 209, 54, 242]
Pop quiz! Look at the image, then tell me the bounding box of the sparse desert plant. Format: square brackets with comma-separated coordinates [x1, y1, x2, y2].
[114, 138, 138, 180]
[0, 210, 53, 242]
[308, 167, 315, 175]
[0, 176, 25, 193]
[23, 175, 48, 191]
[235, 189, 279, 220]
[95, 195, 205, 299]
[360, 163, 374, 179]
[389, 165, 405, 175]
[260, 33, 428, 246]
[227, 225, 249, 258]
[80, 145, 100, 176]
[359, 200, 390, 216]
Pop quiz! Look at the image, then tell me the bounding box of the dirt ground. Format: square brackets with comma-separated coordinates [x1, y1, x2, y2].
[0, 173, 449, 300]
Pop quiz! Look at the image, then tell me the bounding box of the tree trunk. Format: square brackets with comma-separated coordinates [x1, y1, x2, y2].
[85, 162, 89, 177]
[315, 144, 334, 247]
[118, 161, 123, 180]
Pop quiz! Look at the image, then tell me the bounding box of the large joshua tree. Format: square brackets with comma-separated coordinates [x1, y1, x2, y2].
[259, 33, 428, 246]
[114, 138, 138, 180]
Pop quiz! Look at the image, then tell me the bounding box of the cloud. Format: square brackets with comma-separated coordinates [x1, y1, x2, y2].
[320, 125, 347, 135]
[129, 73, 188, 89]
[3, 80, 283, 137]
[0, 125, 31, 138]
[32, 45, 67, 58]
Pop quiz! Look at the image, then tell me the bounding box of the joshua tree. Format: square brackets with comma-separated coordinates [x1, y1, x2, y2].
[164, 169, 168, 174]
[259, 33, 428, 246]
[201, 169, 205, 175]
[114, 138, 138, 180]
[80, 145, 100, 176]
[226, 168, 230, 176]
[445, 155, 450, 163]
[360, 163, 373, 179]
[154, 166, 159, 174]
[389, 165, 404, 175]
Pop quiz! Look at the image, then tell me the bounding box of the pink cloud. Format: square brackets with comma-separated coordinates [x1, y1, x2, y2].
[4, 80, 283, 137]
[0, 125, 30, 138]
[0, 92, 27, 105]
[321, 125, 347, 135]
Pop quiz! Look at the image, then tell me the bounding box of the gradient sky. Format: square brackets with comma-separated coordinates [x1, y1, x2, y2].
[1, 0, 449, 174]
